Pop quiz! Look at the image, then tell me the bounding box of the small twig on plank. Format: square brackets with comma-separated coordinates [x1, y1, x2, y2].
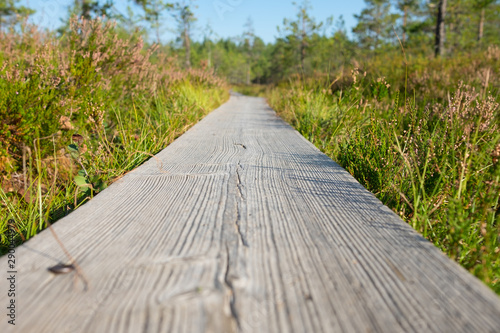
[45, 220, 89, 291]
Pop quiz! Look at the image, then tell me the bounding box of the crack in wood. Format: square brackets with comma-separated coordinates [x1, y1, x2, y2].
[234, 143, 247, 149]
[7, 96, 500, 332]
[223, 244, 241, 331]
[235, 162, 249, 247]
[218, 161, 250, 331]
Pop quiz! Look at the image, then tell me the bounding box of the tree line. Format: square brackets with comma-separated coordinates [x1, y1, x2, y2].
[1, 0, 499, 84]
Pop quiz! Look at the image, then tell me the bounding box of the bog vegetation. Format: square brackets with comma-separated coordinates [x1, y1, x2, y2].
[1, 0, 499, 293]
[0, 2, 227, 252]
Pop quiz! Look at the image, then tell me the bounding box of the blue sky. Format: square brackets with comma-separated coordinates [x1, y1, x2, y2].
[21, 0, 366, 43]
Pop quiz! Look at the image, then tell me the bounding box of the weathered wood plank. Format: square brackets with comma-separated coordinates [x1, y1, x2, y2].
[1, 94, 500, 332]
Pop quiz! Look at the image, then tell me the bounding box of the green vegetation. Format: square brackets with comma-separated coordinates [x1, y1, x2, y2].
[267, 62, 500, 293]
[231, 1, 500, 294]
[0, 15, 228, 252]
[1, 0, 499, 295]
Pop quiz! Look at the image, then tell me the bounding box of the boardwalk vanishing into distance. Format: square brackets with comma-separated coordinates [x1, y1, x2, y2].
[1, 93, 500, 332]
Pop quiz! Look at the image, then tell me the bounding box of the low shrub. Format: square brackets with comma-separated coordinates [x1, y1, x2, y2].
[0, 17, 228, 251]
[268, 58, 500, 293]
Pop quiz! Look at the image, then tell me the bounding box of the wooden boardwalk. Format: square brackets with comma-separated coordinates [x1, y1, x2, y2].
[1, 94, 500, 332]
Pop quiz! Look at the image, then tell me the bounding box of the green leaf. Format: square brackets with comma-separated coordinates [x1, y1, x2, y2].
[68, 143, 79, 153]
[74, 175, 89, 187]
[77, 169, 86, 177]
[68, 144, 80, 159]
[94, 180, 107, 192]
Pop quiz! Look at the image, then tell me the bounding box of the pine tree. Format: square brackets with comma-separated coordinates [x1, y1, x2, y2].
[242, 17, 255, 84]
[434, 0, 447, 57]
[277, 1, 323, 73]
[0, 0, 34, 31]
[353, 0, 398, 50]
[473, 0, 497, 42]
[394, 0, 420, 43]
[171, 1, 196, 68]
[135, 0, 172, 44]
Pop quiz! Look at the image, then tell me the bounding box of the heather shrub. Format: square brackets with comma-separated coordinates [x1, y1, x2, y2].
[0, 16, 228, 249]
[307, 47, 500, 108]
[0, 17, 226, 174]
[269, 75, 500, 293]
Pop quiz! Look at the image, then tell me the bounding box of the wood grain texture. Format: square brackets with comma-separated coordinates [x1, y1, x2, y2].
[1, 94, 500, 333]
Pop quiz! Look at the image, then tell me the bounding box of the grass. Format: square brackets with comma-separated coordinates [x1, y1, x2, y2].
[1, 15, 499, 297]
[0, 81, 228, 253]
[0, 17, 229, 253]
[263, 52, 500, 294]
[232, 84, 268, 97]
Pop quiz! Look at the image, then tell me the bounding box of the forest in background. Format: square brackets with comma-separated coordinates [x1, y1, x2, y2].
[0, 0, 228, 254]
[1, 0, 500, 293]
[3, 0, 499, 83]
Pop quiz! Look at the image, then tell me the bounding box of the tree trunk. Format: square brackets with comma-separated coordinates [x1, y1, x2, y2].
[208, 45, 211, 69]
[184, 24, 191, 68]
[81, 0, 91, 19]
[300, 16, 306, 70]
[434, 0, 447, 57]
[246, 63, 250, 85]
[154, 2, 161, 45]
[478, 7, 485, 41]
[375, 5, 382, 49]
[403, 6, 407, 44]
[300, 40, 306, 70]
[156, 24, 160, 45]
